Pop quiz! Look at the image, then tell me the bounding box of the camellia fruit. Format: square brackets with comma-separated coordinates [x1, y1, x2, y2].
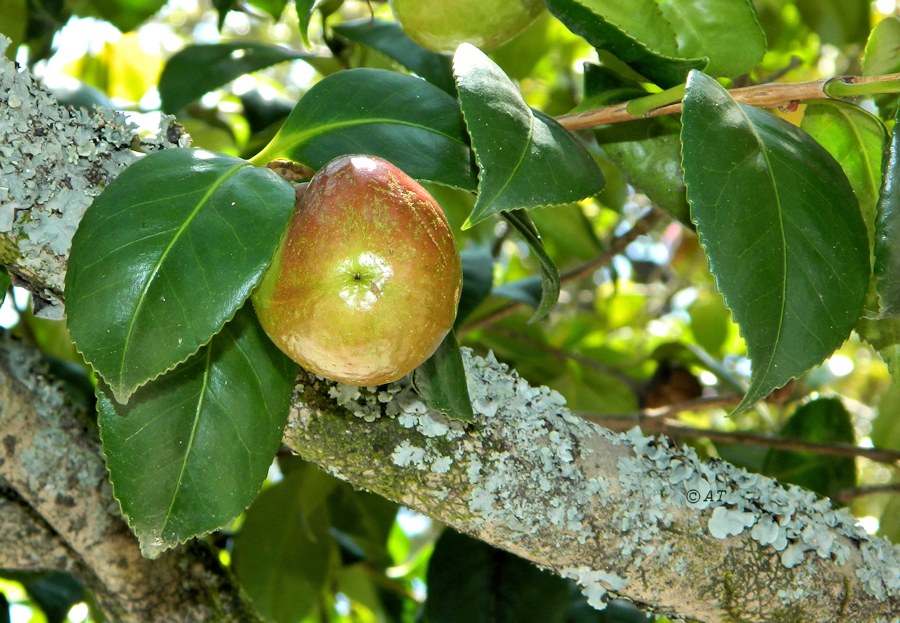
[389, 0, 544, 53]
[252, 155, 462, 386]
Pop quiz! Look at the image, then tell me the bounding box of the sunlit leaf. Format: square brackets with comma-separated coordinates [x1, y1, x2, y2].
[864, 16, 900, 76]
[545, 0, 706, 87]
[254, 68, 476, 190]
[425, 529, 570, 623]
[332, 19, 455, 94]
[66, 148, 295, 404]
[97, 305, 297, 558]
[503, 210, 561, 323]
[763, 398, 856, 500]
[453, 44, 603, 228]
[681, 71, 869, 412]
[233, 463, 337, 623]
[875, 107, 900, 316]
[412, 332, 474, 423]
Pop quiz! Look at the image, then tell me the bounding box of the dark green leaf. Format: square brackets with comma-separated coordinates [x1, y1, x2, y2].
[22, 573, 84, 623]
[655, 0, 765, 77]
[545, 0, 706, 87]
[66, 148, 294, 404]
[456, 246, 494, 328]
[96, 305, 297, 558]
[425, 529, 569, 623]
[795, 0, 870, 46]
[681, 71, 870, 412]
[0, 266, 9, 308]
[248, 0, 287, 20]
[801, 101, 888, 243]
[453, 44, 604, 227]
[296, 0, 317, 46]
[233, 464, 337, 623]
[492, 275, 543, 308]
[88, 0, 165, 32]
[412, 332, 474, 423]
[159, 42, 314, 114]
[332, 19, 455, 94]
[327, 483, 398, 567]
[763, 398, 856, 500]
[253, 69, 476, 190]
[503, 210, 560, 323]
[875, 107, 900, 316]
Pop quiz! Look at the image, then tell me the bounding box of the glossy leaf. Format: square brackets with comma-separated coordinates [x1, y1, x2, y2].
[453, 44, 603, 228]
[503, 210, 561, 323]
[655, 0, 765, 76]
[801, 101, 888, 242]
[875, 107, 900, 316]
[97, 305, 297, 558]
[681, 71, 869, 412]
[763, 398, 856, 500]
[254, 68, 476, 190]
[456, 246, 495, 328]
[332, 19, 455, 94]
[545, 0, 706, 87]
[233, 464, 337, 623]
[425, 529, 569, 623]
[159, 42, 314, 113]
[66, 148, 295, 404]
[412, 331, 474, 423]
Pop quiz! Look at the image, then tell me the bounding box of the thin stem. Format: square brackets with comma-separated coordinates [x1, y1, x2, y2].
[836, 483, 900, 504]
[556, 72, 900, 131]
[625, 84, 686, 117]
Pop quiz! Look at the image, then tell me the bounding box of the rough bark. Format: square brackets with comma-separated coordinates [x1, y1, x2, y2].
[1, 35, 898, 623]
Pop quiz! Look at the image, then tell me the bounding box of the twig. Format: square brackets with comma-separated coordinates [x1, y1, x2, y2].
[837, 483, 900, 504]
[585, 413, 900, 465]
[556, 72, 900, 131]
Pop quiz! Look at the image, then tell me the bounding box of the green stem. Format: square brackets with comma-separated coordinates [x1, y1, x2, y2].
[825, 76, 900, 97]
[625, 84, 686, 117]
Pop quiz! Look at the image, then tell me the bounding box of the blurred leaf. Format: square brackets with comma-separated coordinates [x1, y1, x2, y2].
[567, 591, 652, 622]
[413, 332, 474, 423]
[425, 529, 569, 623]
[456, 246, 494, 328]
[655, 0, 766, 76]
[858, 312, 900, 385]
[873, 385, 900, 452]
[233, 464, 337, 623]
[493, 275, 543, 308]
[530, 203, 604, 263]
[65, 34, 162, 103]
[545, 0, 706, 87]
[96, 305, 297, 558]
[66, 148, 294, 404]
[795, 0, 870, 46]
[864, 16, 900, 76]
[328, 483, 398, 567]
[255, 68, 476, 190]
[688, 291, 732, 357]
[159, 42, 314, 113]
[248, 0, 287, 20]
[763, 398, 856, 500]
[681, 71, 869, 412]
[333, 19, 455, 94]
[0, 0, 26, 60]
[88, 0, 166, 32]
[452, 44, 604, 228]
[503, 210, 561, 323]
[875, 107, 900, 316]
[877, 495, 900, 544]
[0, 267, 8, 308]
[296, 0, 317, 46]
[22, 573, 83, 623]
[801, 101, 888, 243]
[49, 80, 114, 111]
[550, 360, 638, 415]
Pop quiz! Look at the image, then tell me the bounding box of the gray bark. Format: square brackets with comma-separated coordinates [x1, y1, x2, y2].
[1, 35, 898, 623]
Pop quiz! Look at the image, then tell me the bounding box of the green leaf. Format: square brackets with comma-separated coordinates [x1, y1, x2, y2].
[763, 398, 856, 500]
[327, 483, 398, 567]
[412, 332, 474, 423]
[873, 385, 900, 452]
[159, 42, 314, 113]
[795, 0, 870, 46]
[248, 0, 288, 20]
[88, 0, 165, 32]
[801, 101, 889, 244]
[296, 0, 317, 47]
[864, 16, 900, 77]
[875, 107, 900, 316]
[0, 266, 9, 308]
[0, 0, 26, 61]
[544, 0, 706, 87]
[66, 148, 294, 404]
[233, 464, 337, 623]
[655, 0, 765, 76]
[425, 529, 569, 623]
[681, 71, 870, 412]
[21, 573, 84, 623]
[253, 69, 476, 190]
[453, 44, 603, 228]
[332, 19, 455, 94]
[97, 304, 297, 558]
[503, 210, 561, 323]
[456, 246, 494, 328]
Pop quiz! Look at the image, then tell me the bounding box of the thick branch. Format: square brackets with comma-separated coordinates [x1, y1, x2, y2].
[2, 35, 899, 623]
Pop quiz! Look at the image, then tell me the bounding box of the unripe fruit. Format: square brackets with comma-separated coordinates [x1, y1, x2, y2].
[389, 0, 544, 53]
[252, 155, 462, 386]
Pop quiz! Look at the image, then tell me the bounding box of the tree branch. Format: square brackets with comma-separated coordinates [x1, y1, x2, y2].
[2, 38, 899, 623]
[556, 72, 900, 131]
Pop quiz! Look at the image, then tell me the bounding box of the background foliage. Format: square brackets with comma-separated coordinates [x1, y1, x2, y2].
[1, 0, 899, 621]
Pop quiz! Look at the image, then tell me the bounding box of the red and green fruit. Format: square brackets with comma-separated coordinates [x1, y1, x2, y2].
[389, 0, 544, 53]
[252, 154, 462, 386]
